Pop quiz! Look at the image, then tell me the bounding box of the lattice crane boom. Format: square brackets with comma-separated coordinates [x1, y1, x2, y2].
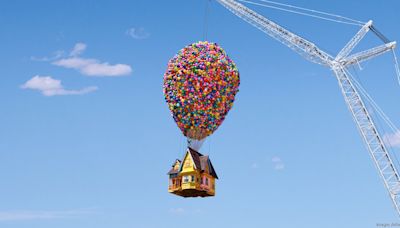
[216, 0, 334, 66]
[332, 65, 400, 214]
[336, 20, 373, 60]
[340, 41, 397, 66]
[216, 0, 400, 216]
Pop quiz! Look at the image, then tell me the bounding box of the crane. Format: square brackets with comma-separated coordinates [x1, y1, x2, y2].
[215, 0, 400, 216]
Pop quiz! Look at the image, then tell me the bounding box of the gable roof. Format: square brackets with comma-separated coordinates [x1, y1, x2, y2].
[188, 147, 202, 170]
[188, 147, 218, 179]
[167, 159, 181, 175]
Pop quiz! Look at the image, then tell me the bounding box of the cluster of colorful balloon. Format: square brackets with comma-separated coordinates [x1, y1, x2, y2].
[163, 41, 240, 140]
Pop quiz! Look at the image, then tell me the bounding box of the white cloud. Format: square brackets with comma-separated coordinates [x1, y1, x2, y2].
[30, 50, 64, 62]
[0, 209, 95, 221]
[251, 162, 259, 169]
[274, 163, 285, 170]
[53, 57, 132, 77]
[21, 76, 98, 96]
[272, 156, 285, 171]
[32, 42, 132, 77]
[384, 131, 400, 147]
[272, 156, 281, 163]
[53, 42, 132, 77]
[169, 208, 185, 215]
[70, 42, 87, 57]
[126, 27, 150, 40]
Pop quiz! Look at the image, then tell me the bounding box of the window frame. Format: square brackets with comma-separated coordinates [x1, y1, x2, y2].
[183, 176, 189, 183]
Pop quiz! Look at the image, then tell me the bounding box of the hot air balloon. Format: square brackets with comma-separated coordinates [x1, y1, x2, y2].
[164, 41, 240, 197]
[163, 41, 240, 150]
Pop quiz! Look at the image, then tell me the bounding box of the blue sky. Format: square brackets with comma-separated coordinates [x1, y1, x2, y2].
[1, 0, 400, 227]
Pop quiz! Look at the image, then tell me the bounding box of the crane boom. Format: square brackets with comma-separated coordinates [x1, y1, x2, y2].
[336, 20, 373, 60]
[332, 65, 400, 214]
[216, 0, 400, 216]
[340, 42, 397, 66]
[216, 0, 333, 66]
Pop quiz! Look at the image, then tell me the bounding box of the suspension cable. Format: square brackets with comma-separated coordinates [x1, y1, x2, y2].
[345, 68, 399, 133]
[370, 25, 391, 43]
[236, 0, 364, 26]
[392, 49, 400, 87]
[345, 68, 400, 168]
[257, 0, 365, 25]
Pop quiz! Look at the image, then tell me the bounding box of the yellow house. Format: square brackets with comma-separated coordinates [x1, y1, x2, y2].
[168, 147, 218, 197]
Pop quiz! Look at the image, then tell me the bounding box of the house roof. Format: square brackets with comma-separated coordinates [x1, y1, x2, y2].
[188, 147, 202, 170]
[200, 155, 208, 170]
[188, 147, 218, 179]
[167, 169, 179, 175]
[167, 159, 181, 175]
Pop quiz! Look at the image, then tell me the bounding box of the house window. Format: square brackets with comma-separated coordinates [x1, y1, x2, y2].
[205, 178, 209, 185]
[191, 175, 195, 182]
[200, 178, 203, 184]
[183, 176, 189, 183]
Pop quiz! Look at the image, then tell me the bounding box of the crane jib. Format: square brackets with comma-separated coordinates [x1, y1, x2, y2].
[217, 0, 333, 65]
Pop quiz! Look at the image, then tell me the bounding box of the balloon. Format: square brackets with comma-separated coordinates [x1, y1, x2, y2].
[163, 41, 240, 144]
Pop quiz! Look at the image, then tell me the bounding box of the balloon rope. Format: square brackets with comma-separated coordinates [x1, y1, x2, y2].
[209, 137, 212, 155]
[203, 0, 211, 40]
